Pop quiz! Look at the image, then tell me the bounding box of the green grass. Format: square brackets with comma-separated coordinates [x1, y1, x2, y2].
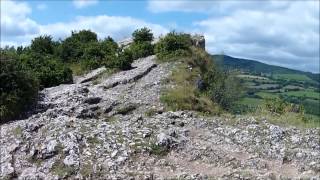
[160, 58, 221, 115]
[255, 92, 279, 99]
[145, 108, 159, 117]
[237, 74, 269, 80]
[149, 143, 169, 156]
[250, 84, 280, 90]
[251, 110, 320, 128]
[238, 97, 263, 106]
[273, 73, 314, 82]
[281, 90, 320, 100]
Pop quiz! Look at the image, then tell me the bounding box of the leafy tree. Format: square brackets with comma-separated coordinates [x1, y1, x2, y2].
[129, 42, 154, 60]
[101, 36, 118, 51]
[129, 28, 155, 60]
[0, 60, 39, 123]
[71, 30, 98, 43]
[20, 54, 73, 88]
[31, 35, 55, 55]
[59, 30, 98, 62]
[132, 27, 153, 42]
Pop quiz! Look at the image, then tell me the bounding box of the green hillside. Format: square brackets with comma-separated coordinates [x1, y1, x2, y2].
[212, 55, 320, 120]
[213, 55, 320, 84]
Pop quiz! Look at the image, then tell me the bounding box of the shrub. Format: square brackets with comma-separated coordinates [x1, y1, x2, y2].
[59, 30, 98, 63]
[264, 97, 304, 115]
[31, 35, 55, 55]
[0, 60, 39, 123]
[20, 54, 73, 88]
[203, 68, 242, 110]
[117, 48, 134, 70]
[129, 42, 154, 60]
[70, 30, 98, 43]
[132, 27, 153, 43]
[155, 31, 192, 61]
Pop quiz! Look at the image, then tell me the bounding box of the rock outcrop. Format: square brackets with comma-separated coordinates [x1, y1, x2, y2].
[0, 55, 319, 179]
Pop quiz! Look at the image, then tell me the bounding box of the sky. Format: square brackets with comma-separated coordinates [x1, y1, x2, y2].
[1, 0, 319, 73]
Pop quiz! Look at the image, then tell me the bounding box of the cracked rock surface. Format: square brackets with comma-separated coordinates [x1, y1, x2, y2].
[1, 55, 319, 179]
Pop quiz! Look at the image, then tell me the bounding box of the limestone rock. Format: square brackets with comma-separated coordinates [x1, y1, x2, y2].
[0, 55, 319, 179]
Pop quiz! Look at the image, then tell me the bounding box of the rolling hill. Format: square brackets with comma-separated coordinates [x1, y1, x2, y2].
[212, 55, 320, 83]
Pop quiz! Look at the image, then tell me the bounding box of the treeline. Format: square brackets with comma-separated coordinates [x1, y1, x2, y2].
[1, 27, 243, 123]
[1, 28, 155, 122]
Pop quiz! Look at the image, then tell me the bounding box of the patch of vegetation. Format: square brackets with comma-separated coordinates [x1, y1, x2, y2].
[273, 73, 314, 82]
[149, 143, 169, 156]
[281, 90, 320, 100]
[116, 104, 137, 115]
[145, 108, 159, 117]
[28, 156, 43, 167]
[12, 126, 23, 138]
[51, 158, 76, 177]
[251, 109, 319, 128]
[158, 37, 242, 114]
[155, 31, 192, 62]
[80, 162, 94, 178]
[0, 60, 39, 123]
[92, 68, 119, 85]
[87, 136, 102, 145]
[129, 27, 154, 60]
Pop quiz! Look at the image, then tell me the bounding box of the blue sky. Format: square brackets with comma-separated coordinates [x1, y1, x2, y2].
[1, 0, 319, 73]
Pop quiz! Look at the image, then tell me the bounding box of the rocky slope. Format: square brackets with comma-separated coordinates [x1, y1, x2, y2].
[0, 55, 319, 179]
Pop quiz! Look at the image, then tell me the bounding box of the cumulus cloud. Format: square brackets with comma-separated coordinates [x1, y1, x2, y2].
[1, 1, 167, 48]
[40, 15, 168, 41]
[1, 0, 40, 38]
[148, 0, 319, 72]
[73, 0, 98, 9]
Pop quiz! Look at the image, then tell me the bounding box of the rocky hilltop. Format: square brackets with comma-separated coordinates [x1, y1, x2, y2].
[1, 55, 320, 179]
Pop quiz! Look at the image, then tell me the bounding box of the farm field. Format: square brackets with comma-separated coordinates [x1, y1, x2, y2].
[235, 72, 320, 121]
[281, 90, 320, 100]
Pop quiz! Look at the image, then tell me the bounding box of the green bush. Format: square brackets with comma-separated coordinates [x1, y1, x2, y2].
[59, 30, 98, 63]
[155, 31, 192, 61]
[129, 42, 154, 60]
[0, 60, 39, 123]
[132, 27, 153, 43]
[20, 54, 73, 88]
[264, 97, 304, 115]
[203, 68, 242, 110]
[117, 48, 134, 70]
[31, 35, 55, 55]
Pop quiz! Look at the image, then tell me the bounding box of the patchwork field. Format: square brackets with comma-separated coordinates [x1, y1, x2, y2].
[235, 72, 320, 120]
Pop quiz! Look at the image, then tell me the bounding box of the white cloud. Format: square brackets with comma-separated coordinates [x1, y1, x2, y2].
[1, 0, 40, 38]
[73, 0, 98, 9]
[1, 1, 168, 48]
[40, 15, 168, 41]
[148, 0, 320, 72]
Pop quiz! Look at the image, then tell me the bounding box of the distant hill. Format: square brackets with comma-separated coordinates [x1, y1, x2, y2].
[212, 55, 320, 83]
